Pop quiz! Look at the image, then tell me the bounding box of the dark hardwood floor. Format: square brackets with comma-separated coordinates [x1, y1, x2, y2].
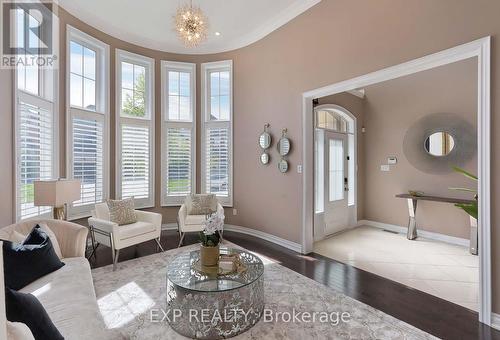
[88, 229, 500, 340]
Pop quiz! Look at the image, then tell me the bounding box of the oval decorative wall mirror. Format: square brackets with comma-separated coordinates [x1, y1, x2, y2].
[278, 159, 289, 173]
[259, 132, 272, 150]
[424, 132, 455, 157]
[277, 129, 291, 156]
[260, 153, 270, 165]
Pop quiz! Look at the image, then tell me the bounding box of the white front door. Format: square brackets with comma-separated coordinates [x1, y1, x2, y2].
[324, 132, 349, 236]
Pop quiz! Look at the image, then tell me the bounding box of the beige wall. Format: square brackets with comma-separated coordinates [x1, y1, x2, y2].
[362, 59, 477, 239]
[317, 92, 366, 221]
[3, 0, 500, 311]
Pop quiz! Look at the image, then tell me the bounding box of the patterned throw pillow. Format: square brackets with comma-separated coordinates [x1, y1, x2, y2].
[106, 198, 137, 225]
[186, 194, 217, 215]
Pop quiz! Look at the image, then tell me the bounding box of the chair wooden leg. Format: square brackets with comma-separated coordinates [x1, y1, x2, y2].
[178, 232, 185, 248]
[113, 249, 120, 271]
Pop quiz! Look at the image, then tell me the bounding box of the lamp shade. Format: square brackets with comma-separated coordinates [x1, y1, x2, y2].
[34, 179, 81, 207]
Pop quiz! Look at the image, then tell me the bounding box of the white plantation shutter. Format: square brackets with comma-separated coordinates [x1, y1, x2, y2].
[121, 125, 150, 199]
[205, 128, 229, 196]
[72, 118, 104, 206]
[166, 128, 192, 196]
[17, 101, 54, 219]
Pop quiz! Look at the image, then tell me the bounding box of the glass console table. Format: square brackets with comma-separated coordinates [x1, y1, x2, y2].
[396, 193, 477, 254]
[166, 247, 264, 339]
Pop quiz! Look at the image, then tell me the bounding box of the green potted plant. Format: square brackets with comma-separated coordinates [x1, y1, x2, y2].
[449, 166, 478, 219]
[199, 211, 225, 266]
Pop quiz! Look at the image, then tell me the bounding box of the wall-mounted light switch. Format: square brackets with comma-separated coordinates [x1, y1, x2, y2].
[233, 209, 238, 216]
[380, 165, 390, 172]
[297, 165, 303, 174]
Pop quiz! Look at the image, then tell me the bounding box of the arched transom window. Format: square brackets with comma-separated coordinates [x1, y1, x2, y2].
[316, 109, 354, 134]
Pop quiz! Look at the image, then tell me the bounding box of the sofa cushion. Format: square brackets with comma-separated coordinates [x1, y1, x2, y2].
[185, 194, 217, 215]
[2, 226, 65, 290]
[20, 257, 117, 339]
[185, 214, 207, 226]
[116, 221, 156, 240]
[107, 198, 137, 225]
[6, 287, 64, 340]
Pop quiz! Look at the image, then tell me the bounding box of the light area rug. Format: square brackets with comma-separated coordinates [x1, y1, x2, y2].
[91, 241, 438, 340]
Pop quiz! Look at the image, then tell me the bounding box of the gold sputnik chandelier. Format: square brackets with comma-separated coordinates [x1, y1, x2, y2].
[174, 0, 209, 48]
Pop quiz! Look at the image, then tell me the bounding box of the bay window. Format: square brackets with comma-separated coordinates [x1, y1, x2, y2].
[116, 50, 155, 208]
[14, 6, 58, 221]
[66, 26, 109, 218]
[161, 61, 196, 206]
[201, 61, 233, 206]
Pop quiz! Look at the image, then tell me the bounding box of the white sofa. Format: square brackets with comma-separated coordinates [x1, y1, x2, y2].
[88, 203, 163, 270]
[178, 200, 224, 247]
[0, 219, 123, 340]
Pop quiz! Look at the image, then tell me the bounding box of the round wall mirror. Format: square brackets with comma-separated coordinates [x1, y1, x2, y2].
[277, 138, 291, 156]
[278, 159, 289, 173]
[260, 153, 270, 165]
[259, 132, 272, 149]
[424, 132, 455, 157]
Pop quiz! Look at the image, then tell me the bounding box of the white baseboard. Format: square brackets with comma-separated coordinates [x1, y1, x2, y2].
[357, 219, 470, 248]
[492, 313, 500, 331]
[161, 223, 302, 253]
[224, 224, 302, 253]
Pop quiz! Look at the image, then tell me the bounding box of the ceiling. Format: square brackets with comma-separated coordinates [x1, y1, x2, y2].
[58, 0, 321, 54]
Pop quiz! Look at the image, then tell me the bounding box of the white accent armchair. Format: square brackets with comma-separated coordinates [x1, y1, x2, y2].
[178, 201, 224, 247]
[88, 203, 163, 270]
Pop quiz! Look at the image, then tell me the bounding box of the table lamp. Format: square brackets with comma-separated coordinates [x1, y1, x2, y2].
[34, 179, 81, 220]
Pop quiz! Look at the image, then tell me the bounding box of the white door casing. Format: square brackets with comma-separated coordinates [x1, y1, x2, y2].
[302, 37, 491, 325]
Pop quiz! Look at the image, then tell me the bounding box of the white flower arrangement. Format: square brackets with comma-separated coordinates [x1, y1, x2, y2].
[199, 211, 225, 246]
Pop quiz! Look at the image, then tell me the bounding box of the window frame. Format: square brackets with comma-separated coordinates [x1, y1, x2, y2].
[13, 6, 59, 222]
[160, 60, 196, 206]
[66, 25, 110, 220]
[115, 49, 155, 208]
[201, 60, 233, 207]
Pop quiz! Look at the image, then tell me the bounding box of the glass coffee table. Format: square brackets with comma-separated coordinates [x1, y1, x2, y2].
[166, 247, 264, 339]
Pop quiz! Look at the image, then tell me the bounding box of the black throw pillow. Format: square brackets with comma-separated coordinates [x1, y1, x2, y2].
[5, 287, 64, 340]
[2, 225, 65, 290]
